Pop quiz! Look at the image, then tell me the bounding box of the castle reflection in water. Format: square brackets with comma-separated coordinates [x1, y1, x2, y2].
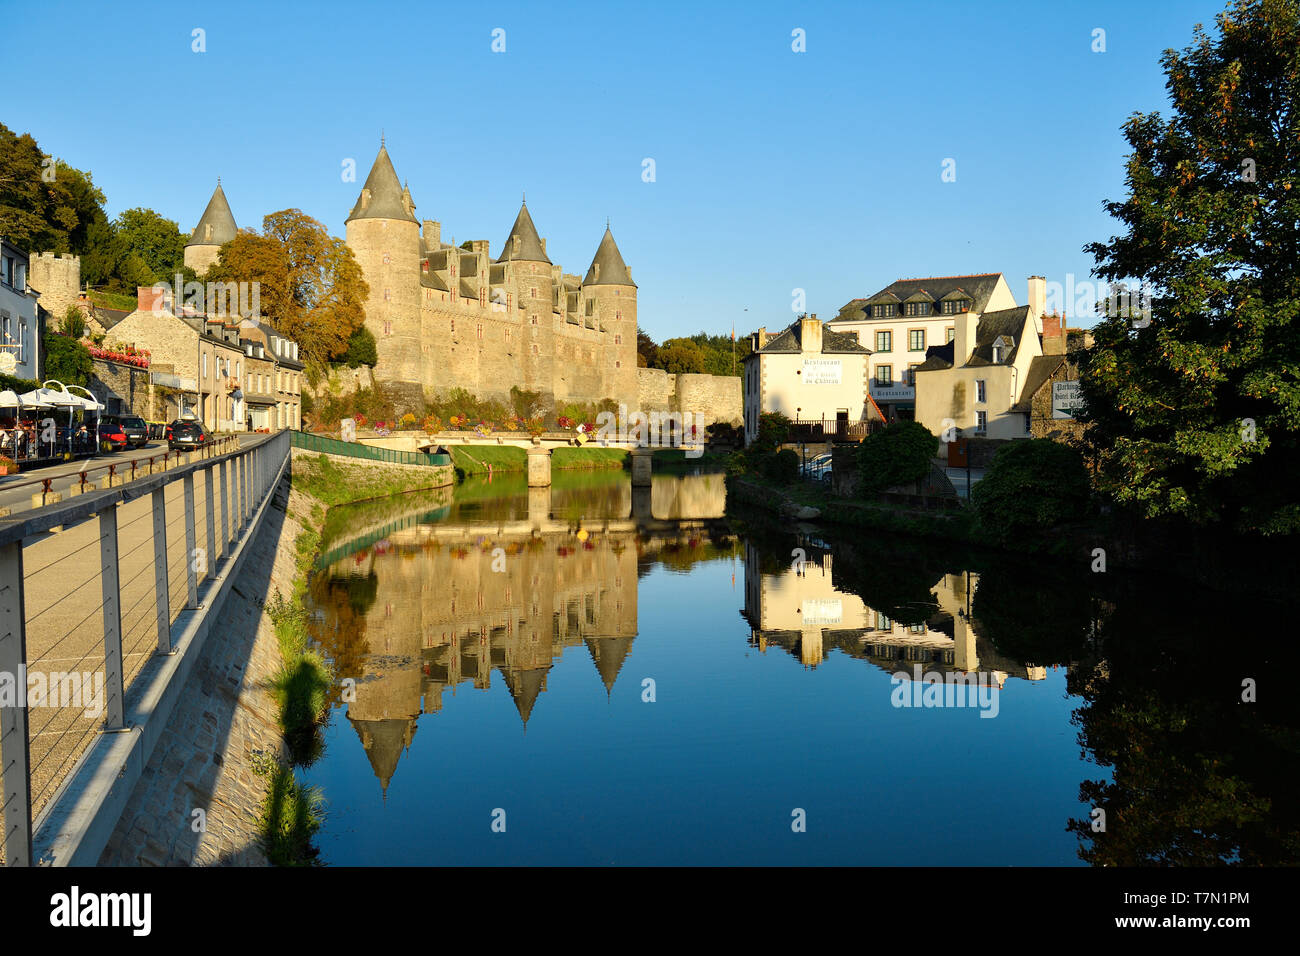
[306, 473, 1043, 793]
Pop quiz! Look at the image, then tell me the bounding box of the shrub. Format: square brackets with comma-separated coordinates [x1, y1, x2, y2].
[971, 439, 1091, 542]
[761, 448, 800, 484]
[857, 421, 939, 494]
[753, 412, 791, 452]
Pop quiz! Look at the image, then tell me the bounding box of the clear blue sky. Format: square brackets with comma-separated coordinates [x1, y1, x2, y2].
[9, 0, 1225, 340]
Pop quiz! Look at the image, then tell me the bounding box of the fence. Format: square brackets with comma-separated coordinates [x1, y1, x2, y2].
[0, 430, 289, 866]
[292, 430, 451, 467]
[788, 418, 883, 443]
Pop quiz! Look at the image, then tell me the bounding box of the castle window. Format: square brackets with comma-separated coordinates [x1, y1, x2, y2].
[615, 361, 621, 368]
[384, 288, 390, 301]
[530, 315, 537, 325]
[614, 335, 622, 345]
[383, 320, 392, 336]
[531, 344, 539, 355]
[477, 324, 483, 340]
[450, 319, 455, 332]
[530, 287, 537, 297]
[421, 261, 428, 272]
[507, 294, 513, 308]
[614, 290, 621, 296]
[383, 253, 390, 265]
[616, 310, 622, 320]
[506, 330, 512, 342]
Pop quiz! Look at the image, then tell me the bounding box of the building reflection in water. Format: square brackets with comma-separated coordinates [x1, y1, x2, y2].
[739, 538, 1046, 685]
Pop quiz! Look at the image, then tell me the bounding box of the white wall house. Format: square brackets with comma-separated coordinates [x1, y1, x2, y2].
[828, 274, 1020, 422]
[0, 238, 41, 381]
[742, 315, 871, 445]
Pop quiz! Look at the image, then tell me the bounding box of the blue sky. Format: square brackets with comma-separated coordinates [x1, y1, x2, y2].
[9, 0, 1225, 340]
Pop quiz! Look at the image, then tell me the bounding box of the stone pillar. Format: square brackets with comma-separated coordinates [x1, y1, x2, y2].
[630, 446, 653, 487]
[527, 445, 551, 487]
[528, 485, 551, 530]
[631, 484, 653, 521]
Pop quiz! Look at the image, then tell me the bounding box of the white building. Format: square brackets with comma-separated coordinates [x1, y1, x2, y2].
[742, 314, 872, 445]
[828, 274, 1023, 422]
[0, 238, 41, 381]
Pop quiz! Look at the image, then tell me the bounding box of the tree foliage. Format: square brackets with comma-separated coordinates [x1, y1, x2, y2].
[1078, 0, 1300, 534]
[42, 332, 92, 386]
[208, 209, 369, 364]
[639, 329, 749, 376]
[856, 421, 939, 494]
[342, 325, 378, 368]
[971, 439, 1092, 542]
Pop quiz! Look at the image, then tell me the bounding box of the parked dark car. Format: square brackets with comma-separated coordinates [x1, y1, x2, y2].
[167, 419, 207, 451]
[98, 421, 127, 452]
[101, 414, 149, 449]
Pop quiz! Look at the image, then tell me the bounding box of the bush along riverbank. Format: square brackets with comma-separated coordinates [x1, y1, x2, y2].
[253, 455, 456, 864]
[726, 429, 1300, 600]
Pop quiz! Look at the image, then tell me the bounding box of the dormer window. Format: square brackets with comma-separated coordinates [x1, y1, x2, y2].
[941, 299, 969, 314]
[904, 302, 932, 317]
[873, 304, 897, 318]
[991, 345, 1003, 363]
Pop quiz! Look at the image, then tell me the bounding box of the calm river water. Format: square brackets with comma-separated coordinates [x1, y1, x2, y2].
[299, 469, 1296, 866]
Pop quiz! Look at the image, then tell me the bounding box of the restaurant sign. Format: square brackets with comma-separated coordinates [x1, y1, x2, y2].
[802, 359, 841, 385]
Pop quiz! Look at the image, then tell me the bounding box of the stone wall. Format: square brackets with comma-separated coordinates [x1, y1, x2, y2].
[27, 252, 81, 323]
[636, 367, 742, 426]
[90, 357, 180, 420]
[1028, 361, 1087, 442]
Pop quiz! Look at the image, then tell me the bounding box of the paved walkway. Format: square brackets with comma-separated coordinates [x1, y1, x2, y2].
[98, 478, 303, 866]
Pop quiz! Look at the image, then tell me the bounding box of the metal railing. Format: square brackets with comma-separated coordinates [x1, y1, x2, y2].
[292, 430, 451, 467]
[788, 418, 883, 443]
[0, 430, 289, 866]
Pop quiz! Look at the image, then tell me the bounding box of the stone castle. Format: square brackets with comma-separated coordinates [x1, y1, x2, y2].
[179, 143, 742, 423]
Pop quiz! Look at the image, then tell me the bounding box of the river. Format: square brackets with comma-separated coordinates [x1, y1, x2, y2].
[298, 469, 1297, 865]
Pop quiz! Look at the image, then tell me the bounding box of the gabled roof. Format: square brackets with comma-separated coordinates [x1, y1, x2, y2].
[966, 306, 1033, 366]
[345, 144, 418, 224]
[187, 182, 238, 248]
[1011, 355, 1068, 413]
[833, 273, 1004, 322]
[583, 226, 635, 286]
[754, 319, 869, 355]
[495, 202, 550, 263]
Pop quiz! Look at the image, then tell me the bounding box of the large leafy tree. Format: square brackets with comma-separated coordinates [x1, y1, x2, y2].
[208, 209, 369, 364]
[1079, 0, 1300, 534]
[115, 207, 188, 283]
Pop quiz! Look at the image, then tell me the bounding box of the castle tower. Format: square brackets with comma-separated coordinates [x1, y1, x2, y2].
[496, 201, 554, 404]
[184, 180, 238, 275]
[27, 252, 82, 325]
[582, 226, 638, 405]
[345, 143, 422, 407]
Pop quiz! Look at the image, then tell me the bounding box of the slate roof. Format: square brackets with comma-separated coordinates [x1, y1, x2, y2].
[95, 307, 131, 330]
[495, 202, 550, 263]
[915, 341, 955, 371]
[966, 306, 1033, 366]
[834, 273, 1004, 322]
[752, 319, 869, 355]
[583, 226, 635, 286]
[187, 182, 238, 247]
[345, 145, 418, 224]
[1011, 355, 1068, 413]
[421, 271, 450, 293]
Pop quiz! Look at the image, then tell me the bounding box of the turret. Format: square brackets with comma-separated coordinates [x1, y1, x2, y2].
[582, 225, 638, 405]
[345, 142, 422, 404]
[497, 200, 554, 404]
[184, 180, 238, 275]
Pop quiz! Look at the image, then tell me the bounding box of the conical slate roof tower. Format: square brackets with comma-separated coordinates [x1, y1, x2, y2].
[184, 180, 238, 274]
[495, 201, 550, 263]
[346, 143, 418, 224]
[583, 226, 635, 287]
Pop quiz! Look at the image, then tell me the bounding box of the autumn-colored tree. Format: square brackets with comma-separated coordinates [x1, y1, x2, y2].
[1078, 0, 1300, 534]
[208, 209, 369, 364]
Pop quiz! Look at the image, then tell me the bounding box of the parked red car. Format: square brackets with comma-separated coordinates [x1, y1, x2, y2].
[98, 421, 127, 452]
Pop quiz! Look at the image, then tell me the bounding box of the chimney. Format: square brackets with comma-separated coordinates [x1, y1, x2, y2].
[139, 285, 171, 313]
[753, 327, 768, 351]
[799, 315, 822, 354]
[954, 311, 979, 365]
[541, 238, 547, 256]
[424, 219, 440, 247]
[1042, 312, 1067, 355]
[1028, 276, 1046, 333]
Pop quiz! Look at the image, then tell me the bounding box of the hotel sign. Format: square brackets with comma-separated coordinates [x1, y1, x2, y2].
[1051, 381, 1085, 419]
[802, 359, 841, 385]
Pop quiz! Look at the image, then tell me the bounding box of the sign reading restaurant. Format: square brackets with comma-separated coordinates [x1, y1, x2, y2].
[802, 358, 841, 385]
[1052, 380, 1086, 419]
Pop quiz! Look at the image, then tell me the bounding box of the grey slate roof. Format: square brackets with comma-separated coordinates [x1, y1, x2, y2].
[345, 145, 418, 224]
[967, 306, 1032, 366]
[495, 203, 550, 263]
[187, 183, 238, 247]
[755, 319, 869, 355]
[915, 341, 955, 371]
[583, 226, 635, 286]
[1011, 355, 1067, 413]
[834, 273, 1003, 322]
[95, 307, 130, 330]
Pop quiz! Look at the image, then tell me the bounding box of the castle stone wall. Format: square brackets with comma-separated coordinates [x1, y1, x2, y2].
[28, 252, 81, 323]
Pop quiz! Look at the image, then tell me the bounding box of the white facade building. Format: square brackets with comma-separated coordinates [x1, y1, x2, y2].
[0, 238, 41, 381]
